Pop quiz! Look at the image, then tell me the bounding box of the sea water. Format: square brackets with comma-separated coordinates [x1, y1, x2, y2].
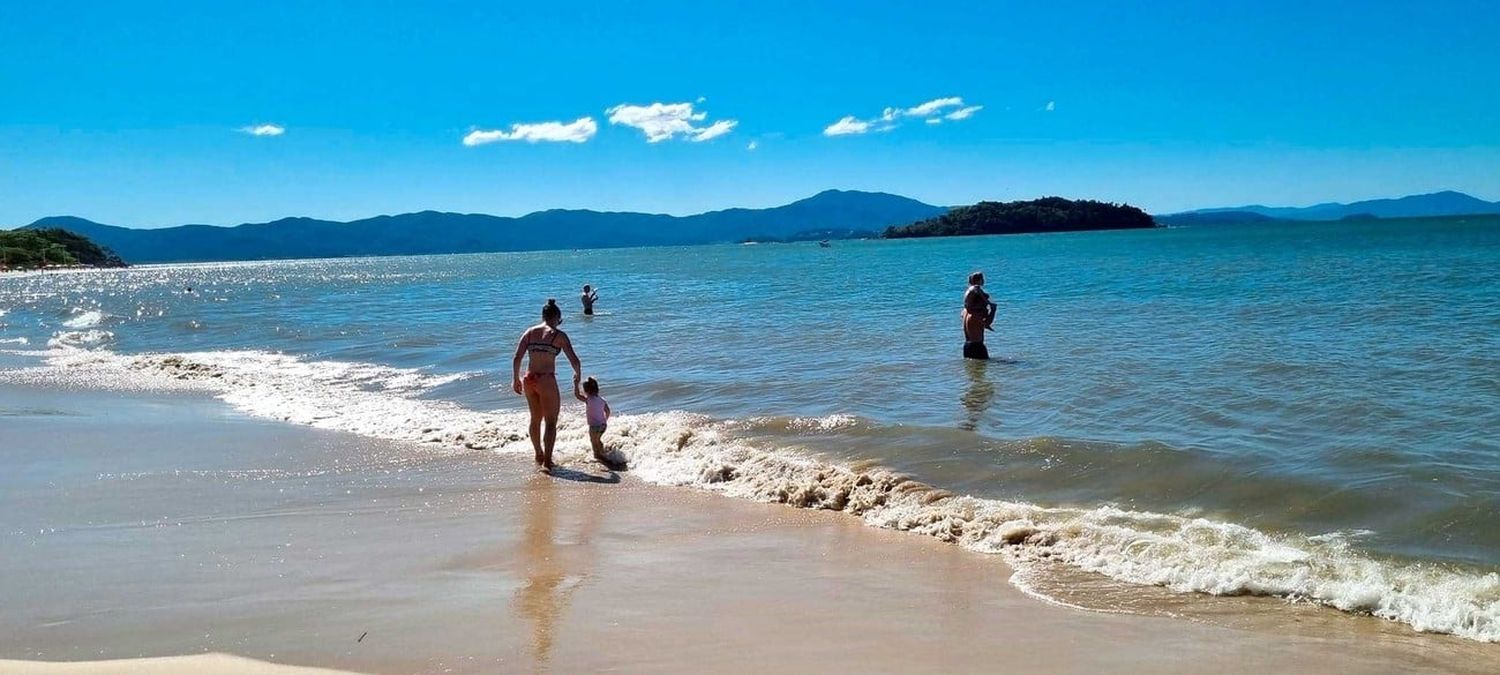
[2, 216, 1497, 640]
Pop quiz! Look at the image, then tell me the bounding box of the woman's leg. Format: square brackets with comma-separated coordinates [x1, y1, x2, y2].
[523, 377, 545, 466]
[539, 379, 562, 468]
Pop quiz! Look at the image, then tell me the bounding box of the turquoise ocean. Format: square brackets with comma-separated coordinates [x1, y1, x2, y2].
[2, 216, 1497, 641]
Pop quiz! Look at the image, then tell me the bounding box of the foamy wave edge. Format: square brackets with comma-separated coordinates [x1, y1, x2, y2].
[20, 347, 1500, 643]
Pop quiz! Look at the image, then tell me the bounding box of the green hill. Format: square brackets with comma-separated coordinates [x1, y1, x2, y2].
[0, 228, 128, 270]
[885, 197, 1157, 238]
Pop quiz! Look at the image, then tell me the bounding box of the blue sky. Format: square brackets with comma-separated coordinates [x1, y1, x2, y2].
[2, 0, 1498, 227]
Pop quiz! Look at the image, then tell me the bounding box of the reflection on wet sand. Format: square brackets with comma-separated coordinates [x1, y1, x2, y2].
[515, 474, 605, 669]
[959, 359, 995, 431]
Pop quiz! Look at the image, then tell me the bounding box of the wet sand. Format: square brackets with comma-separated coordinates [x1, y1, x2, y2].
[2, 382, 1495, 674]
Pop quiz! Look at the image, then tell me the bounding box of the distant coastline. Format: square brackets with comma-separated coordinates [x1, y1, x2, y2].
[6, 189, 1498, 264]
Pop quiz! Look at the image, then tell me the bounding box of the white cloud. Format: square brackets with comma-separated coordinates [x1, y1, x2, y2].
[945, 105, 983, 120]
[462, 117, 598, 146]
[1045, 100, 1056, 112]
[905, 96, 963, 117]
[825, 96, 980, 137]
[823, 115, 872, 136]
[690, 119, 737, 142]
[606, 101, 737, 143]
[746, 140, 758, 151]
[240, 123, 285, 137]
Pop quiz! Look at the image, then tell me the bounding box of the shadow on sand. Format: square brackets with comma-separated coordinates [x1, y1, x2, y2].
[546, 465, 622, 484]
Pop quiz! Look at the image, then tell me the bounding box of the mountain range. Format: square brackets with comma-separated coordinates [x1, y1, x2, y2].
[10, 189, 1498, 263]
[18, 190, 946, 264]
[1158, 190, 1500, 224]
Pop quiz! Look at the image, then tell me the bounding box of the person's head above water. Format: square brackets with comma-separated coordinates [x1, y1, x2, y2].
[582, 376, 600, 396]
[582, 284, 592, 293]
[969, 271, 985, 286]
[542, 298, 562, 326]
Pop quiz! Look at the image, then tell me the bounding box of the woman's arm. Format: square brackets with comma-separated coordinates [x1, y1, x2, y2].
[573, 381, 588, 403]
[511, 329, 528, 395]
[559, 332, 583, 384]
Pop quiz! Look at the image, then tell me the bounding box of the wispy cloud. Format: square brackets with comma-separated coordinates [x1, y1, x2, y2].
[462, 117, 598, 146]
[945, 105, 983, 120]
[905, 97, 964, 117]
[746, 140, 758, 151]
[1044, 100, 1056, 112]
[823, 115, 872, 136]
[239, 123, 285, 137]
[606, 102, 737, 143]
[823, 96, 980, 137]
[690, 119, 737, 142]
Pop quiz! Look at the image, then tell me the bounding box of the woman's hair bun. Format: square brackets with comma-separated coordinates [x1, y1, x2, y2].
[546, 298, 557, 306]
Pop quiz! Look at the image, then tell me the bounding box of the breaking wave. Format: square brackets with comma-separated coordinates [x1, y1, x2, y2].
[61, 309, 107, 329]
[48, 330, 115, 350]
[19, 347, 1500, 643]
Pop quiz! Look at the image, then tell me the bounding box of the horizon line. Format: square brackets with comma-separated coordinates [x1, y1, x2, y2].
[9, 187, 1498, 231]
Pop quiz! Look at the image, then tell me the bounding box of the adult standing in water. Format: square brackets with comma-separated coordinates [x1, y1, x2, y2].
[962, 271, 997, 360]
[580, 284, 598, 316]
[513, 299, 583, 470]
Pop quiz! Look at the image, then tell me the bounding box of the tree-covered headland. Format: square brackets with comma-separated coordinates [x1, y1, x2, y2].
[884, 197, 1157, 238]
[0, 228, 128, 270]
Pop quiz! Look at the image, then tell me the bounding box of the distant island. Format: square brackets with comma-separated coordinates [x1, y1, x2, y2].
[884, 197, 1157, 239]
[0, 228, 127, 271]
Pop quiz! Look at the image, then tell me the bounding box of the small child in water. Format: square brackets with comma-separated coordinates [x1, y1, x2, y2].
[574, 376, 618, 468]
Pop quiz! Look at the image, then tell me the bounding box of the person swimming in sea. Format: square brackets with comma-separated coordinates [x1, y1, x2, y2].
[580, 284, 598, 316]
[512, 298, 583, 471]
[573, 376, 621, 469]
[962, 271, 997, 360]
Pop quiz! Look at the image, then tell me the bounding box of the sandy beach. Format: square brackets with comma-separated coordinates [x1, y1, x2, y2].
[3, 380, 1495, 674]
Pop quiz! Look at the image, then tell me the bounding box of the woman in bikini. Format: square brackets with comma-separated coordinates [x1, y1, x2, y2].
[512, 298, 583, 470]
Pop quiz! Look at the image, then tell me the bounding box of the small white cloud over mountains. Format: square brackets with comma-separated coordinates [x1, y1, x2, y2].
[823, 96, 980, 136]
[1045, 100, 1056, 112]
[606, 102, 738, 142]
[240, 124, 285, 137]
[463, 117, 598, 145]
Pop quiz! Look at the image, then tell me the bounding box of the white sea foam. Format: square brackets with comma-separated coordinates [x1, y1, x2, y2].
[47, 330, 115, 350]
[0, 337, 27, 345]
[29, 347, 1500, 643]
[61, 309, 106, 328]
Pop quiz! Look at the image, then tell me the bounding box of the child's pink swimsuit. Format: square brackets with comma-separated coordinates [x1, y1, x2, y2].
[586, 395, 608, 433]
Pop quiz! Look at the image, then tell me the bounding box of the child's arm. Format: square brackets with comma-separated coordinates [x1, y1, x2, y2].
[604, 401, 611, 417]
[573, 381, 588, 403]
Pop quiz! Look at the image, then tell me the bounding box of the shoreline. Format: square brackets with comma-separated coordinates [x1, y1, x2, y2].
[11, 345, 1498, 644]
[3, 378, 1497, 673]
